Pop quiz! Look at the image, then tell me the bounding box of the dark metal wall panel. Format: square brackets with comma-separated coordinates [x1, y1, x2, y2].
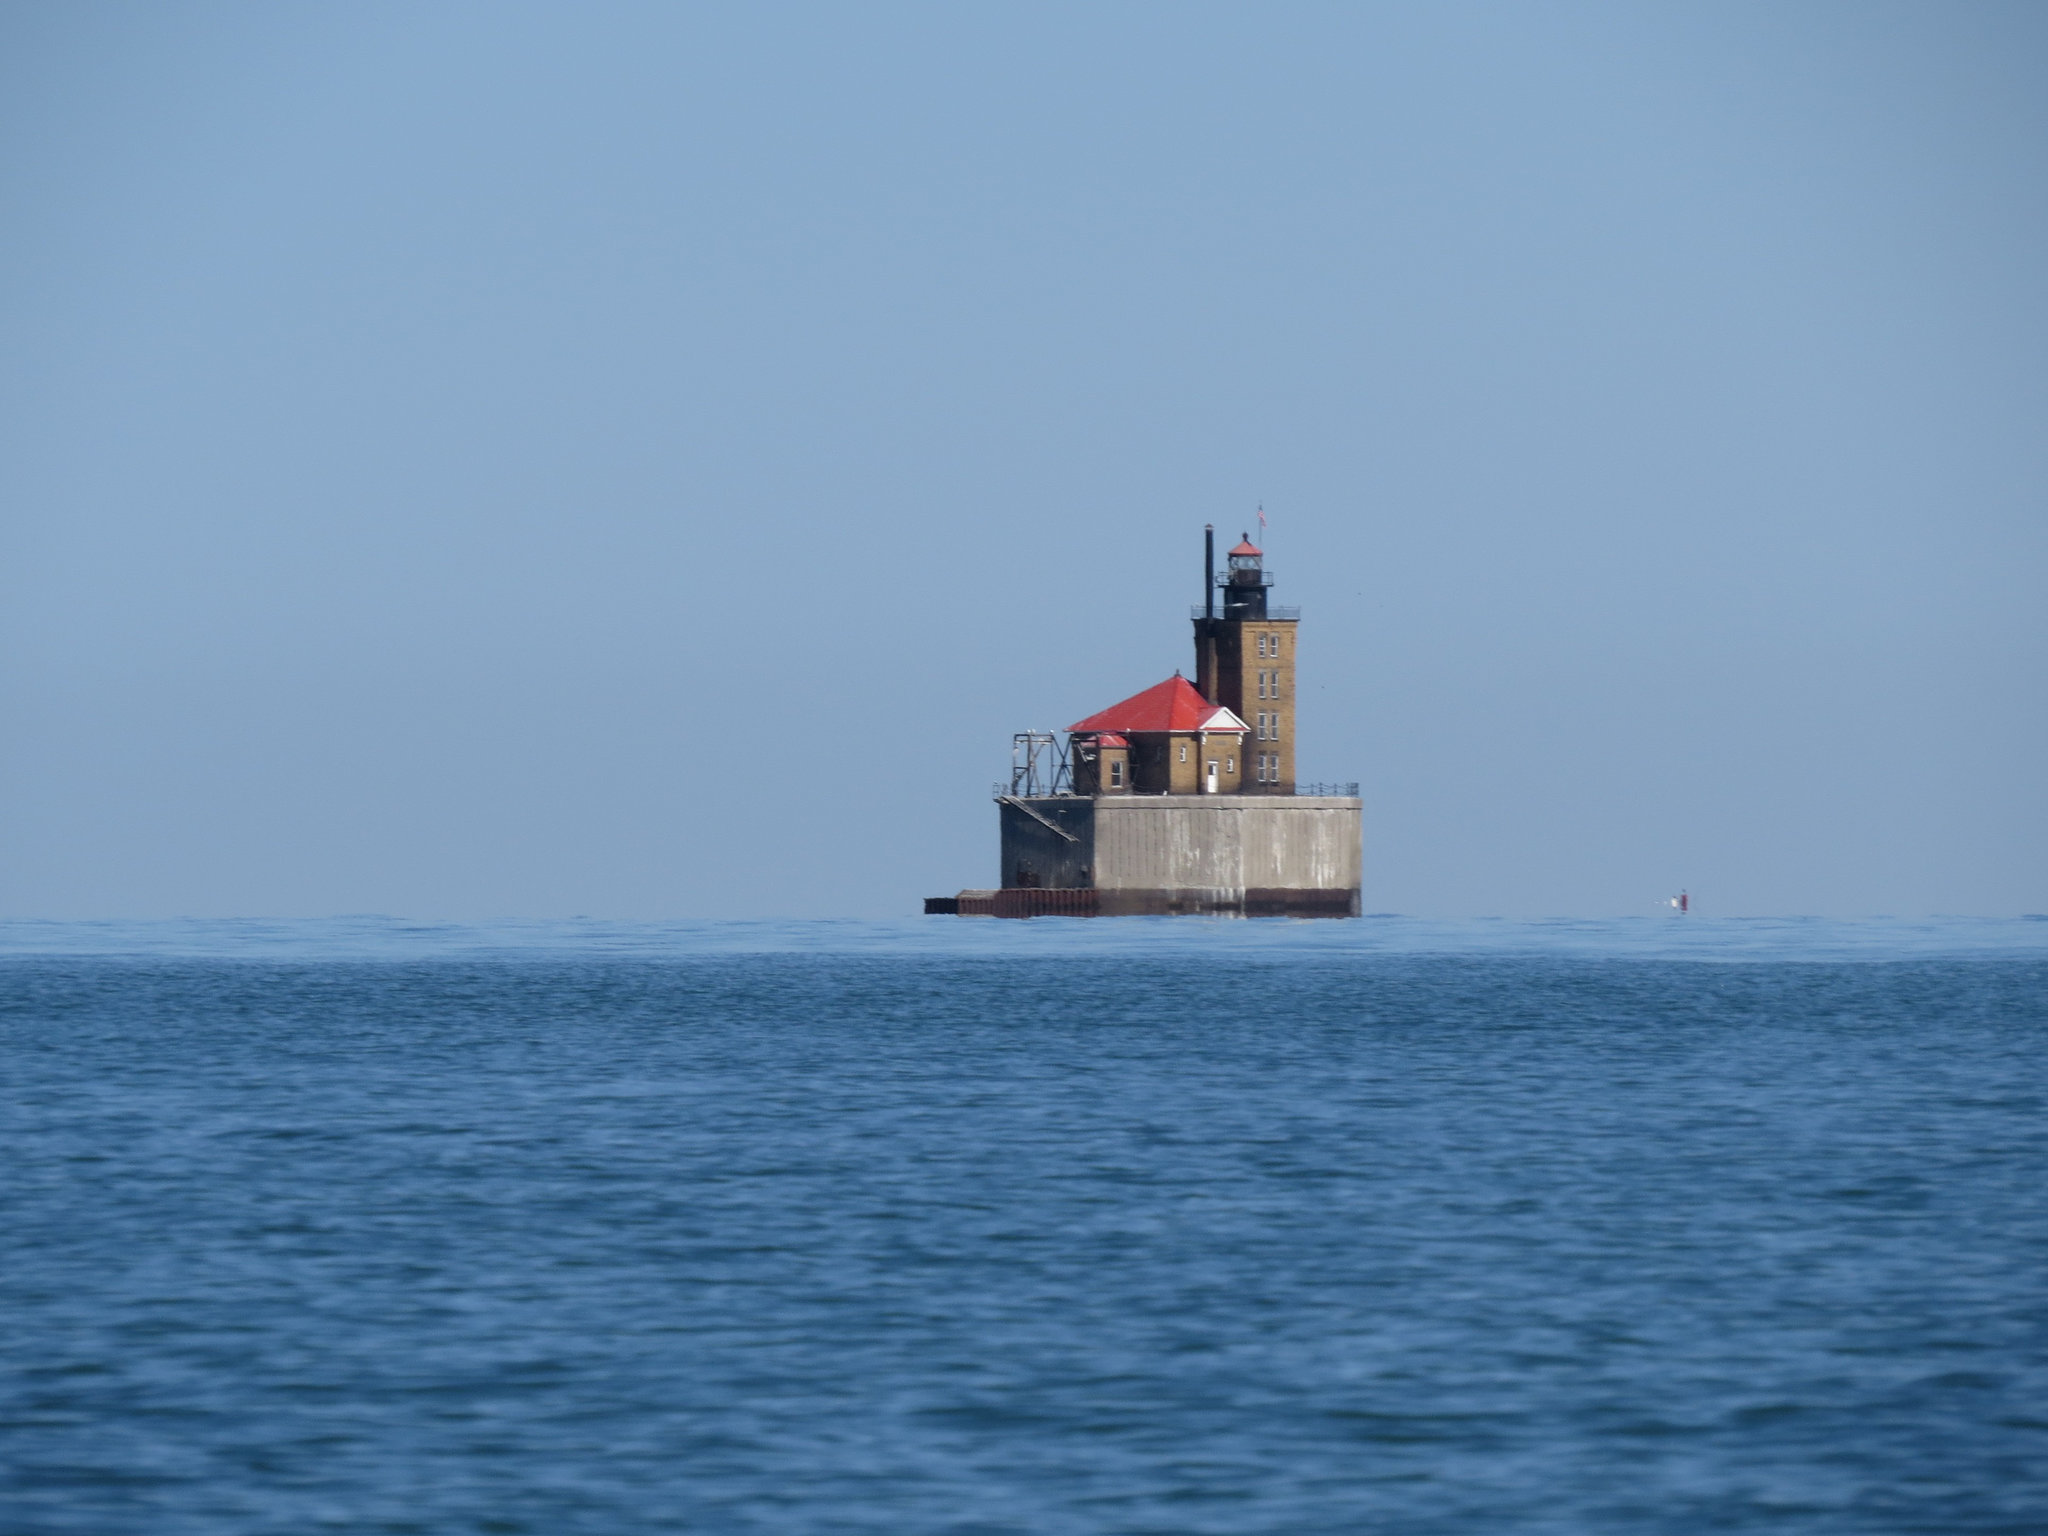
[998, 798, 1096, 890]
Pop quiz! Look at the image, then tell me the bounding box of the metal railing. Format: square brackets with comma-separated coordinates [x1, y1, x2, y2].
[1190, 604, 1300, 621]
[996, 780, 1360, 799]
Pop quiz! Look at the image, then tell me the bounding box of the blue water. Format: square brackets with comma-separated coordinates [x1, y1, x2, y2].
[5, 918, 2046, 1534]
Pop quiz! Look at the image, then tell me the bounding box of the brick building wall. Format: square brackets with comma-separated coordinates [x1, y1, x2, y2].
[1195, 616, 1296, 792]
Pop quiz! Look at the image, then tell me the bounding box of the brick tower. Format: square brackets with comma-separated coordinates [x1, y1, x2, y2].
[1192, 526, 1296, 793]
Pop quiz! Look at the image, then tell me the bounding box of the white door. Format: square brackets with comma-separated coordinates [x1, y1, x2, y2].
[1206, 760, 1219, 794]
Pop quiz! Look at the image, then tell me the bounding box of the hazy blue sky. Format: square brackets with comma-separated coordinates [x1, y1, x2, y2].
[3, 2, 2043, 918]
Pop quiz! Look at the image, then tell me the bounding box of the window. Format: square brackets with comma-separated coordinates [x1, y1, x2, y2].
[1179, 742, 1188, 763]
[1225, 755, 1234, 773]
[1110, 759, 1123, 787]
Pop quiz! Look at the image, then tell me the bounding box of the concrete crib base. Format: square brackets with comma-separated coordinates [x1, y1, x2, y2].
[927, 792, 1364, 918]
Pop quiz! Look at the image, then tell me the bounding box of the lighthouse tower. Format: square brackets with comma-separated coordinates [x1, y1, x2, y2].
[1192, 527, 1297, 793]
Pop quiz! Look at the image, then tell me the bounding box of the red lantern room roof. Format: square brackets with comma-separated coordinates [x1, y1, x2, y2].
[1228, 536, 1262, 557]
[1068, 675, 1246, 736]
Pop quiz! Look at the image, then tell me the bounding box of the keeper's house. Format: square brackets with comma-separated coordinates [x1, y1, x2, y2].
[929, 529, 1362, 918]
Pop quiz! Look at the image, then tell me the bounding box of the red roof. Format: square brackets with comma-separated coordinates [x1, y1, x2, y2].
[1068, 675, 1245, 735]
[1228, 536, 1262, 557]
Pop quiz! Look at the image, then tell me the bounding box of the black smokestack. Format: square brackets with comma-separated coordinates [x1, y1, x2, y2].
[1204, 524, 1214, 619]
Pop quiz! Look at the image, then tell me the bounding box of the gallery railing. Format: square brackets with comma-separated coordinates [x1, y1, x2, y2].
[1189, 604, 1301, 621]
[995, 780, 1361, 799]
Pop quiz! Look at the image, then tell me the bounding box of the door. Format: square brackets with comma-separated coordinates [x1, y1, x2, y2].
[1206, 760, 1219, 794]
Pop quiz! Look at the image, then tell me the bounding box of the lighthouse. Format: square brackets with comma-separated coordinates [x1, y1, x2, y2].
[928, 524, 1361, 918]
[1193, 528, 1297, 792]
